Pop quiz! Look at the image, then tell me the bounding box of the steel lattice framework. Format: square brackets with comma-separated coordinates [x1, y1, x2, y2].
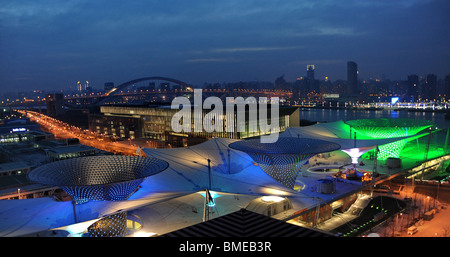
[28, 156, 169, 204]
[229, 138, 341, 189]
[345, 118, 433, 138]
[345, 118, 433, 160]
[87, 212, 128, 237]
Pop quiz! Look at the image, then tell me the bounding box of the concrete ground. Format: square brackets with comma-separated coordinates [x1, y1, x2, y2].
[362, 187, 450, 237]
[408, 205, 450, 237]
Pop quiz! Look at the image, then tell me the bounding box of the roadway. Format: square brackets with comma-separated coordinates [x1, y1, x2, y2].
[18, 110, 143, 156]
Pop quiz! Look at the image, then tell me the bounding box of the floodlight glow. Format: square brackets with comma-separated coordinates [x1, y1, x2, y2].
[391, 97, 399, 105]
[341, 146, 374, 164]
[62, 218, 100, 236]
[261, 196, 285, 202]
[133, 231, 158, 237]
[199, 190, 219, 207]
[199, 190, 220, 200]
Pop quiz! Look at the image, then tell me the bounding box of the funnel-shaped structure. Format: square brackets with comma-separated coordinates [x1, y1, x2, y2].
[341, 146, 375, 164]
[345, 118, 433, 160]
[28, 156, 169, 204]
[229, 138, 341, 189]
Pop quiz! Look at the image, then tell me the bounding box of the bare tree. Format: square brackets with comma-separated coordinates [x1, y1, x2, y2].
[441, 225, 450, 237]
[383, 219, 394, 237]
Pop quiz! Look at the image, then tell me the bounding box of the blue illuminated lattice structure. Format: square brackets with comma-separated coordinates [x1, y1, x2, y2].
[28, 156, 169, 204]
[229, 138, 341, 188]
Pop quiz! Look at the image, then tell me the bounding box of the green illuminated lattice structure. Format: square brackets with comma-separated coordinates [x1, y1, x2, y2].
[345, 118, 433, 160]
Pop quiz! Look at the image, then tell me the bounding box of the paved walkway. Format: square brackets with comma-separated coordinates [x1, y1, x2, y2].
[366, 187, 450, 237]
[409, 206, 450, 237]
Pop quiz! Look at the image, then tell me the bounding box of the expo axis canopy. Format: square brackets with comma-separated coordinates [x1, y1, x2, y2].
[229, 138, 341, 189]
[28, 155, 169, 204]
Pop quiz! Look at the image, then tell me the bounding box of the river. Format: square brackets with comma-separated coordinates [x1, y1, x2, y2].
[298, 108, 450, 129]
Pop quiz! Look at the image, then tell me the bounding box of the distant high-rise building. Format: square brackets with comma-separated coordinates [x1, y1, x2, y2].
[347, 61, 358, 95]
[424, 74, 437, 100]
[85, 82, 92, 94]
[104, 82, 114, 92]
[160, 82, 170, 91]
[77, 81, 90, 92]
[407, 74, 419, 101]
[46, 93, 65, 117]
[148, 82, 156, 91]
[306, 65, 315, 81]
[275, 75, 288, 90]
[302, 65, 319, 95]
[293, 78, 305, 99]
[445, 75, 450, 100]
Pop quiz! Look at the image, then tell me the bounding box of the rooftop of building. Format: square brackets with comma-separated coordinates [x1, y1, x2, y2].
[0, 161, 30, 172]
[45, 144, 97, 154]
[0, 174, 30, 189]
[100, 102, 298, 112]
[161, 208, 334, 237]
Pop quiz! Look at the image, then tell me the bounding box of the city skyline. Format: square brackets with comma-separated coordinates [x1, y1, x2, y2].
[1, 0, 449, 93]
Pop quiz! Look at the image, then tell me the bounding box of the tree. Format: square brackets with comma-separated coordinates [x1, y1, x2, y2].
[441, 225, 450, 237]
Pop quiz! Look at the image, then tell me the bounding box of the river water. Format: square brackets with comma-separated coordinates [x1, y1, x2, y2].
[298, 108, 450, 129]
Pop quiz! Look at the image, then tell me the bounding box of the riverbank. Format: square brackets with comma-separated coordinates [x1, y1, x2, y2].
[297, 107, 450, 129]
[300, 106, 450, 114]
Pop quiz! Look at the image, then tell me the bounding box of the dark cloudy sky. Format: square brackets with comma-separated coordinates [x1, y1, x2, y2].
[1, 0, 449, 93]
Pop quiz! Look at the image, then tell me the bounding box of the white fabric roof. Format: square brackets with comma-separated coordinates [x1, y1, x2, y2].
[0, 120, 425, 237]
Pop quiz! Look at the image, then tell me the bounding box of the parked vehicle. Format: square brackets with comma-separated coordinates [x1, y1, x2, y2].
[407, 226, 418, 235]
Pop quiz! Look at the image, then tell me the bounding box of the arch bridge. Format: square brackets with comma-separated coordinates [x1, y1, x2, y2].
[105, 76, 192, 96]
[97, 76, 193, 105]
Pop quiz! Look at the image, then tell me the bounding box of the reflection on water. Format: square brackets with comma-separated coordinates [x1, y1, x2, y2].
[299, 108, 449, 128]
[390, 111, 399, 118]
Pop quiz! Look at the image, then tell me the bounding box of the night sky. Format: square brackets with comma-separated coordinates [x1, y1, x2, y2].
[1, 0, 449, 93]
